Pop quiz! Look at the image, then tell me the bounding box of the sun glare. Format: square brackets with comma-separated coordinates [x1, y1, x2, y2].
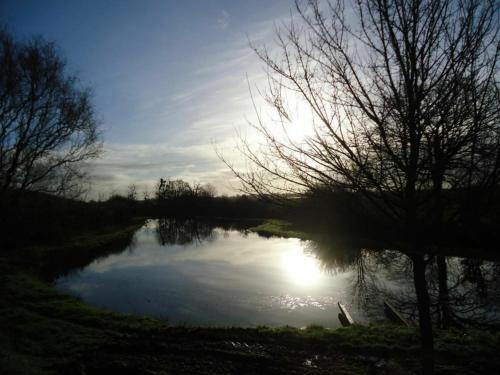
[271, 93, 316, 143]
[281, 246, 322, 286]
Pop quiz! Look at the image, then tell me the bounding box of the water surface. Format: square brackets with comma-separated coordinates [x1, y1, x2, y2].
[54, 219, 500, 328]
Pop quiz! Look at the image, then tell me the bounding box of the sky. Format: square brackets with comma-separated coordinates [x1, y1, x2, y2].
[0, 0, 295, 198]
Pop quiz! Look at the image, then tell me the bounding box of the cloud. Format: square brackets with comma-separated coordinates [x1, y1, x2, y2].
[86, 141, 245, 199]
[216, 10, 230, 30]
[86, 8, 298, 200]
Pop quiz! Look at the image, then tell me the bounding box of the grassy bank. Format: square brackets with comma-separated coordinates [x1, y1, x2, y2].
[249, 219, 311, 240]
[1, 219, 499, 374]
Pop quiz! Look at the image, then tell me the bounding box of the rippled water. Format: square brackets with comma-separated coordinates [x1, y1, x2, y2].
[54, 219, 500, 328]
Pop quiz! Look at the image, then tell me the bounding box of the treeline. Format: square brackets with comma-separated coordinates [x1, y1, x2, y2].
[97, 177, 500, 248]
[292, 187, 500, 249]
[0, 190, 140, 248]
[0, 178, 281, 249]
[2, 177, 499, 250]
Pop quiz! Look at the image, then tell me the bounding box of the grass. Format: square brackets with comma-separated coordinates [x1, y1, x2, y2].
[1, 218, 499, 374]
[249, 219, 311, 240]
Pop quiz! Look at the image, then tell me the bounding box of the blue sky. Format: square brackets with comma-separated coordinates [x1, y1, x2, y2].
[1, 0, 294, 197]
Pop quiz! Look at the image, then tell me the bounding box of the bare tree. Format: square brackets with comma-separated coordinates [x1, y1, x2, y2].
[156, 178, 193, 201]
[0, 29, 101, 202]
[201, 183, 217, 198]
[143, 186, 151, 201]
[222, 0, 499, 373]
[127, 184, 138, 201]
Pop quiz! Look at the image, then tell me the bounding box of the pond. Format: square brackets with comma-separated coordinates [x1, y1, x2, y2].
[54, 218, 500, 328]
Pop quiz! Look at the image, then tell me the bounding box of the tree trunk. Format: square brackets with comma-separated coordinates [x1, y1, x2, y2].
[413, 254, 434, 374]
[437, 255, 452, 328]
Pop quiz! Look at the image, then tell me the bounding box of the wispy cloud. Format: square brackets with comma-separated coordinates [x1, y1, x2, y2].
[216, 10, 230, 30]
[87, 141, 245, 199]
[88, 8, 296, 199]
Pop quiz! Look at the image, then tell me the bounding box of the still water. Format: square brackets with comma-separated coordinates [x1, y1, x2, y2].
[54, 219, 500, 328]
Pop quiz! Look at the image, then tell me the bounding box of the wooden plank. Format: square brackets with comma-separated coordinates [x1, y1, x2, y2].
[338, 302, 355, 326]
[338, 313, 351, 327]
[383, 300, 410, 327]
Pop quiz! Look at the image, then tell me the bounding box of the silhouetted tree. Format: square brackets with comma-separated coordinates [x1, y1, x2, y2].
[223, 1, 499, 372]
[201, 183, 217, 198]
[156, 178, 192, 201]
[143, 187, 151, 201]
[0, 29, 101, 202]
[127, 184, 138, 201]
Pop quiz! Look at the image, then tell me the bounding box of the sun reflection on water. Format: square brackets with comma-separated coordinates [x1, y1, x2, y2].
[281, 246, 322, 286]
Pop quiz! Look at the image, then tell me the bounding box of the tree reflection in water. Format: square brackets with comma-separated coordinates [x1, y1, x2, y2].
[307, 237, 500, 328]
[436, 258, 500, 327]
[153, 218, 500, 328]
[156, 217, 217, 246]
[154, 217, 254, 246]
